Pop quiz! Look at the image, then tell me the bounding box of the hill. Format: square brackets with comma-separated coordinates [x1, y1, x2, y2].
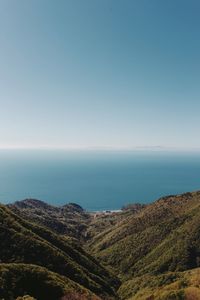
[118, 267, 200, 299]
[86, 191, 200, 280]
[6, 190, 200, 299]
[0, 263, 100, 300]
[0, 204, 119, 299]
[8, 199, 91, 239]
[85, 204, 145, 241]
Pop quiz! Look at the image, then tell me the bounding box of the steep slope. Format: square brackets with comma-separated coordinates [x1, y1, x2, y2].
[118, 267, 200, 300]
[6, 190, 200, 299]
[8, 199, 91, 239]
[87, 191, 200, 280]
[0, 263, 100, 300]
[8, 199, 145, 242]
[85, 204, 145, 241]
[0, 204, 119, 299]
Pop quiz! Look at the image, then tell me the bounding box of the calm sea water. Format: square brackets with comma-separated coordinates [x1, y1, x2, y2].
[0, 150, 200, 210]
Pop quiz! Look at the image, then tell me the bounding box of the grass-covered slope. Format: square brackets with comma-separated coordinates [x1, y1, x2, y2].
[85, 204, 145, 241]
[0, 204, 119, 299]
[118, 267, 200, 300]
[87, 191, 200, 280]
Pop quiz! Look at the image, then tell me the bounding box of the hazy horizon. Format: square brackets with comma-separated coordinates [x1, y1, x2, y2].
[1, 145, 200, 152]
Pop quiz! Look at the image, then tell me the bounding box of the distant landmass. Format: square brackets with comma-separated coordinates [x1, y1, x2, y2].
[1, 190, 200, 299]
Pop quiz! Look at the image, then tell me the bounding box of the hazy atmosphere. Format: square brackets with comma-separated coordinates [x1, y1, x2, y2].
[1, 2, 200, 300]
[1, 0, 200, 149]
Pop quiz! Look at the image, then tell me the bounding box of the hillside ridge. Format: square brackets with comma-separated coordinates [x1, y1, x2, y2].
[4, 189, 200, 299]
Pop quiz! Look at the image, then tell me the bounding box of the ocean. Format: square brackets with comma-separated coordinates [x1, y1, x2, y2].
[0, 149, 200, 210]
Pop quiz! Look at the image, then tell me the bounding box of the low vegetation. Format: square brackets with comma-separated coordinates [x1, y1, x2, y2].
[0, 263, 96, 300]
[118, 268, 200, 300]
[87, 192, 200, 280]
[3, 191, 200, 299]
[8, 199, 91, 239]
[0, 204, 119, 299]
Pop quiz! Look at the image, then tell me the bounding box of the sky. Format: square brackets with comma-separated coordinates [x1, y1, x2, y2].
[0, 0, 200, 150]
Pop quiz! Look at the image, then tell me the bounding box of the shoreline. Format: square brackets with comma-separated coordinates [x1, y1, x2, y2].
[88, 209, 122, 214]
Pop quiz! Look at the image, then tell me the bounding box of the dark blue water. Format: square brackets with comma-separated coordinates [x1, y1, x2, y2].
[0, 150, 200, 210]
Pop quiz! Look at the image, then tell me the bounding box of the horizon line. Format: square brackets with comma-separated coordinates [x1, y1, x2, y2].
[0, 145, 200, 152]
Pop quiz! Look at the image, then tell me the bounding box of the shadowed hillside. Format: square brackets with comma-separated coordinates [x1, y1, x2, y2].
[5, 191, 200, 299]
[0, 204, 119, 299]
[8, 199, 91, 239]
[0, 263, 100, 300]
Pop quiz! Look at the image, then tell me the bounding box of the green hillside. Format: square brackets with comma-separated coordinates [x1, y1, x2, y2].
[119, 268, 200, 300]
[0, 204, 119, 299]
[0, 263, 100, 300]
[4, 191, 200, 299]
[86, 191, 200, 280]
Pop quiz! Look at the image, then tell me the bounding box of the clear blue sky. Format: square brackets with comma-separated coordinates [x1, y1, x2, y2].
[0, 0, 200, 149]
